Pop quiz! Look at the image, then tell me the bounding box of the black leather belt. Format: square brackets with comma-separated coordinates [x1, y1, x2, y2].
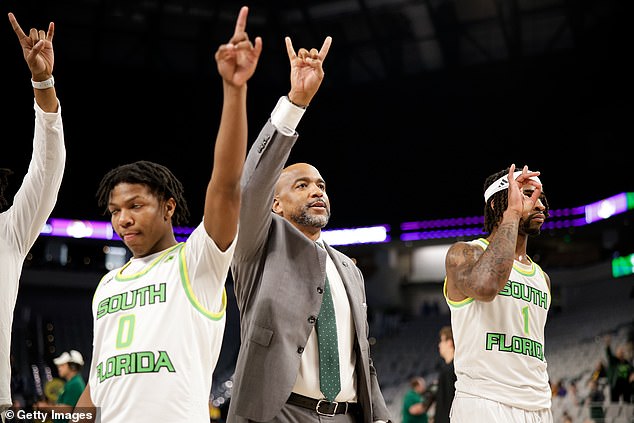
[287, 392, 361, 417]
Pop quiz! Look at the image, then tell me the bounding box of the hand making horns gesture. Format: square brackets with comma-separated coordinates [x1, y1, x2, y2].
[286, 35, 332, 107]
[8, 12, 55, 81]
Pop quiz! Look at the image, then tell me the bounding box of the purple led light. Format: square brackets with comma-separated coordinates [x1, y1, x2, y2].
[39, 192, 630, 245]
[44, 218, 120, 240]
[401, 216, 484, 231]
[585, 193, 628, 224]
[400, 227, 485, 242]
[542, 218, 587, 230]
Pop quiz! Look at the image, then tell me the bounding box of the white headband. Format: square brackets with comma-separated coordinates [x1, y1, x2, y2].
[483, 170, 541, 203]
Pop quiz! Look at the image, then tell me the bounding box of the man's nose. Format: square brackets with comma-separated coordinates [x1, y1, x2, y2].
[310, 185, 324, 197]
[535, 198, 546, 210]
[117, 209, 133, 225]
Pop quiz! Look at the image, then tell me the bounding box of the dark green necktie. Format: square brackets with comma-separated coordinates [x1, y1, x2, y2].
[316, 242, 341, 401]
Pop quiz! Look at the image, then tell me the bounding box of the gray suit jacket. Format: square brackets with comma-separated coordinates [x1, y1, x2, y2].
[227, 120, 391, 422]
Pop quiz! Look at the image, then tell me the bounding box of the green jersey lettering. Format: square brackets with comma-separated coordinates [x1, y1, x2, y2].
[498, 280, 548, 310]
[485, 332, 545, 361]
[96, 283, 167, 319]
[97, 350, 176, 383]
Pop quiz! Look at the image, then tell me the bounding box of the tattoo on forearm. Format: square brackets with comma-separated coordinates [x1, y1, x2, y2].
[486, 221, 517, 278]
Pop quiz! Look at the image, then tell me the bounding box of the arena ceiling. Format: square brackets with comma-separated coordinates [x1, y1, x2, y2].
[6, 0, 624, 85]
[3, 0, 631, 227]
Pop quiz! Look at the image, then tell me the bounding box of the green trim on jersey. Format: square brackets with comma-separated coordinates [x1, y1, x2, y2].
[92, 243, 181, 305]
[472, 237, 489, 249]
[91, 242, 226, 320]
[178, 243, 227, 321]
[114, 243, 182, 282]
[512, 261, 537, 277]
[444, 279, 475, 307]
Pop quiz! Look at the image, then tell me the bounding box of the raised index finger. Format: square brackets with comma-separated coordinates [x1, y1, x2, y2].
[233, 6, 249, 37]
[8, 12, 27, 39]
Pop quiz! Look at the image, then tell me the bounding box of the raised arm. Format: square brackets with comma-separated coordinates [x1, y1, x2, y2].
[204, 6, 262, 250]
[5, 13, 65, 254]
[234, 35, 332, 261]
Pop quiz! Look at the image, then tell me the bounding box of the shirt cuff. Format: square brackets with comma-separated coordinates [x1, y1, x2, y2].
[33, 98, 62, 116]
[270, 96, 306, 136]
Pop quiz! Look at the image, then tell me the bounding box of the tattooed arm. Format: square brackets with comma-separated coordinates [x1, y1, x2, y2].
[444, 218, 519, 302]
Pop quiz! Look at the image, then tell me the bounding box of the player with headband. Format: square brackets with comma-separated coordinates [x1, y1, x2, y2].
[443, 164, 553, 423]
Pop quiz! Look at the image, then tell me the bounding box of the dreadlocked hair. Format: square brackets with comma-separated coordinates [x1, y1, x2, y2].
[96, 160, 190, 226]
[0, 168, 14, 211]
[482, 167, 549, 234]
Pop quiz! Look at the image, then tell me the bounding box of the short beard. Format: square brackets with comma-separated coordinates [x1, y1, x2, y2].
[291, 207, 330, 229]
[520, 217, 542, 237]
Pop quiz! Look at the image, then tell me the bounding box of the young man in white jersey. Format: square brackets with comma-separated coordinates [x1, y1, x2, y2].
[444, 164, 553, 423]
[74, 7, 261, 422]
[1, 13, 66, 422]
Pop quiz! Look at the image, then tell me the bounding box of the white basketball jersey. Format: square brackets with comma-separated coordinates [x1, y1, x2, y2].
[89, 224, 233, 422]
[445, 238, 551, 411]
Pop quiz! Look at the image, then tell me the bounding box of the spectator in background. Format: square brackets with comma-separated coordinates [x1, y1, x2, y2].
[584, 378, 605, 422]
[552, 379, 567, 398]
[433, 325, 456, 423]
[558, 380, 583, 420]
[402, 376, 430, 423]
[591, 359, 607, 383]
[605, 335, 634, 403]
[35, 350, 86, 423]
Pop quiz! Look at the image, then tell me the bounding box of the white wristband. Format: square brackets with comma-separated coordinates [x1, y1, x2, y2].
[31, 76, 55, 90]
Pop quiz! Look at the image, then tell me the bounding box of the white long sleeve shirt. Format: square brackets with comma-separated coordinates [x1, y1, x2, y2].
[0, 100, 65, 412]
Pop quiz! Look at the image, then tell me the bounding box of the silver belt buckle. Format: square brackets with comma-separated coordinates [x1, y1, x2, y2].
[316, 399, 341, 417]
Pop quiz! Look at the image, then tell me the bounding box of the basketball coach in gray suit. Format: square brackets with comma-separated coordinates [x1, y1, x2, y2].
[227, 36, 392, 423]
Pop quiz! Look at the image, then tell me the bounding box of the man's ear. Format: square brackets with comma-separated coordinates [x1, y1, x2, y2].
[165, 198, 176, 220]
[272, 197, 283, 216]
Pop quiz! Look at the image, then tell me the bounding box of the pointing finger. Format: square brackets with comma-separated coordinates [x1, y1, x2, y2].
[233, 6, 249, 38]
